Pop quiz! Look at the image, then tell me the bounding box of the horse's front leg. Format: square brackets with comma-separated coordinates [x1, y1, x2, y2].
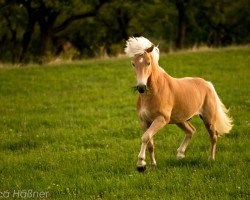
[148, 139, 156, 167]
[139, 122, 156, 167]
[137, 116, 168, 172]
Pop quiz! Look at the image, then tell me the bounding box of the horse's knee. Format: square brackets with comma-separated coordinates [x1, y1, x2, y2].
[186, 128, 195, 139]
[188, 129, 195, 137]
[141, 134, 150, 144]
[211, 134, 218, 143]
[188, 123, 196, 136]
[191, 126, 196, 134]
[205, 124, 218, 143]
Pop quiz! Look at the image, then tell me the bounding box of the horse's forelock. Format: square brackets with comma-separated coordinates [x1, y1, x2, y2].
[125, 37, 152, 57]
[125, 37, 159, 64]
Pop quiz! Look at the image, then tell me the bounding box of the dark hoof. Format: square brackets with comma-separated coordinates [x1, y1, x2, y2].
[137, 165, 146, 172]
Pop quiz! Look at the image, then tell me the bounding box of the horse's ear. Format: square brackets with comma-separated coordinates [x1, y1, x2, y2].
[145, 44, 155, 53]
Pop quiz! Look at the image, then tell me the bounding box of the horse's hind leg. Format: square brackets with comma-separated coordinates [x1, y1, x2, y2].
[204, 123, 218, 160]
[176, 121, 196, 159]
[201, 101, 218, 160]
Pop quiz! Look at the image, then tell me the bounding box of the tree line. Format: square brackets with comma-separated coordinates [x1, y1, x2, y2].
[0, 0, 249, 63]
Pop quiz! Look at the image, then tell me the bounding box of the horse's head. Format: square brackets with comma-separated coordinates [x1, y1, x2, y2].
[125, 37, 160, 93]
[131, 45, 155, 93]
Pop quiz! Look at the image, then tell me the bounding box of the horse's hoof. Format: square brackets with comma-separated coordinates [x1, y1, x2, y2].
[177, 152, 185, 160]
[151, 163, 157, 169]
[208, 156, 215, 161]
[137, 165, 146, 172]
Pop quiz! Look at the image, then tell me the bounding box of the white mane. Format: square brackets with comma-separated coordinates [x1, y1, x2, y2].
[124, 36, 160, 64]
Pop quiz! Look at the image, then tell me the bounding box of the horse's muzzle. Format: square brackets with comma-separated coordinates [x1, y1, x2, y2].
[137, 84, 146, 93]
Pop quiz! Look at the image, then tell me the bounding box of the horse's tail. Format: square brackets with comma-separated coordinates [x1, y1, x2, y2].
[207, 82, 233, 135]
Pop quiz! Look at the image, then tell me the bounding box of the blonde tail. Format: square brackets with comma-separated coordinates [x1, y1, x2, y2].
[208, 82, 233, 135]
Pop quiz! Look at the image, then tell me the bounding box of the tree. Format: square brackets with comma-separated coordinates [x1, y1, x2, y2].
[0, 1, 25, 63]
[172, 0, 200, 49]
[200, 0, 228, 47]
[15, 0, 110, 62]
[0, 0, 249, 63]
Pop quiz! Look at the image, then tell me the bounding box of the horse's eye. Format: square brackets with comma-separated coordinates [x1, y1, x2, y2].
[132, 62, 135, 67]
[147, 61, 150, 66]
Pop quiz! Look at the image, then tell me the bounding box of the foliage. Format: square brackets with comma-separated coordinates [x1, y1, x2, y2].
[0, 0, 249, 63]
[0, 47, 249, 199]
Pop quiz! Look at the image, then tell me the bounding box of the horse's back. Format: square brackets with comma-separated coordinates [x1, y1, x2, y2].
[175, 77, 211, 96]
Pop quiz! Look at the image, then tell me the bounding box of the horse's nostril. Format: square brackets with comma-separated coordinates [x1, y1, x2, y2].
[137, 85, 146, 93]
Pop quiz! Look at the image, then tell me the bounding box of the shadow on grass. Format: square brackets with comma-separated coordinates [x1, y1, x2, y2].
[1, 139, 39, 152]
[163, 157, 214, 169]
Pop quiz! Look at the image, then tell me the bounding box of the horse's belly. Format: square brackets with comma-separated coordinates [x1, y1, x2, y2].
[169, 89, 204, 123]
[169, 101, 203, 123]
[170, 107, 202, 123]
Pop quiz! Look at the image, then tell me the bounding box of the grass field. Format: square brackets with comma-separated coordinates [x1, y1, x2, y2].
[0, 47, 249, 199]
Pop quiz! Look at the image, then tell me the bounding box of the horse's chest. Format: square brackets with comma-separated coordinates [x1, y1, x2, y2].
[137, 96, 160, 122]
[139, 107, 149, 120]
[138, 106, 156, 122]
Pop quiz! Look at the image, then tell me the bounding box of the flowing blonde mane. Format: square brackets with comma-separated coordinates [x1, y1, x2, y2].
[124, 37, 160, 64]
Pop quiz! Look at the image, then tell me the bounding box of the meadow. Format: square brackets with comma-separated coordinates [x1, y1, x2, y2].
[0, 47, 249, 199]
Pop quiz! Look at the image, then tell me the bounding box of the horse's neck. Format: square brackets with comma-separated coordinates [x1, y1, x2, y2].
[148, 64, 171, 93]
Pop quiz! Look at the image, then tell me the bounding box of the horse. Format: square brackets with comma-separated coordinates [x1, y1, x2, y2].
[124, 37, 233, 172]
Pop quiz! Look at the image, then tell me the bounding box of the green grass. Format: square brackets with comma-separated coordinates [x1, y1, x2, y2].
[0, 47, 249, 199]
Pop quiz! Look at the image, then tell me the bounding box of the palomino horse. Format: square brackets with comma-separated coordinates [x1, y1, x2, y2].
[124, 37, 233, 172]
